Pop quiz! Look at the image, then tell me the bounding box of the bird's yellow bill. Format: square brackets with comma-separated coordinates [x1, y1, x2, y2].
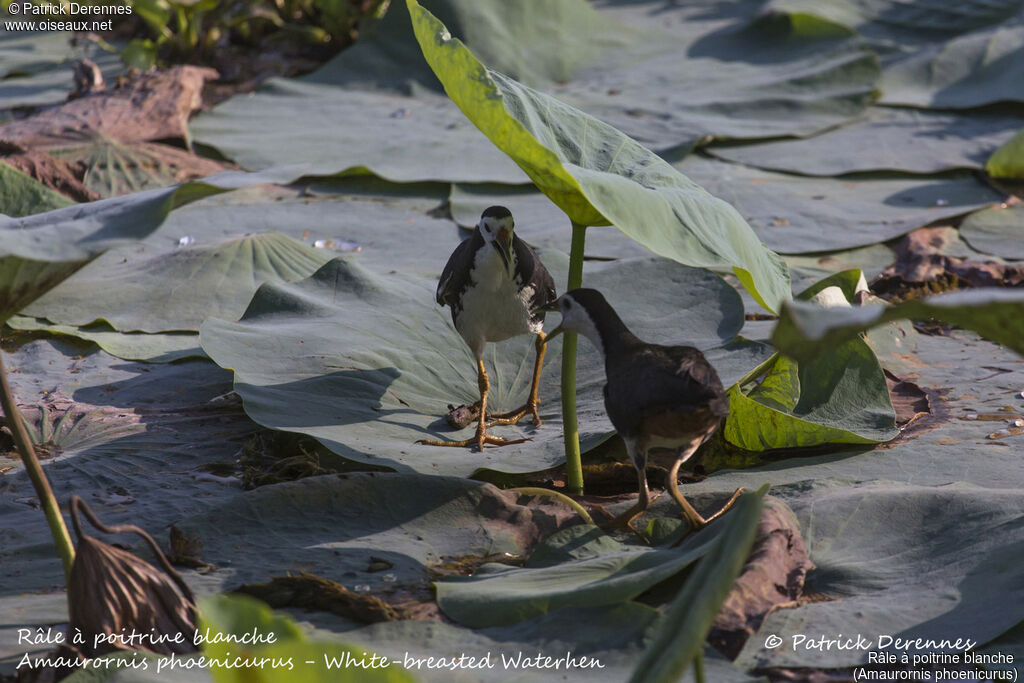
[543, 325, 563, 344]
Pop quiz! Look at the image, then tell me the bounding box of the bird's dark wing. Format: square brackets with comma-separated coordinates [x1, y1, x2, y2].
[436, 230, 482, 308]
[512, 235, 557, 321]
[605, 345, 728, 441]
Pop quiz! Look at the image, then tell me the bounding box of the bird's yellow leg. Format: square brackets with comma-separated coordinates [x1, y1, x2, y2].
[418, 359, 528, 451]
[488, 332, 546, 427]
[599, 466, 653, 535]
[666, 449, 744, 529]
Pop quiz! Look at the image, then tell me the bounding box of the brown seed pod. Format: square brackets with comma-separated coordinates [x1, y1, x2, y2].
[67, 495, 198, 658]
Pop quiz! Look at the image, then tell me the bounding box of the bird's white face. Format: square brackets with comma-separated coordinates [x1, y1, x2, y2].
[478, 214, 514, 247]
[478, 213, 514, 275]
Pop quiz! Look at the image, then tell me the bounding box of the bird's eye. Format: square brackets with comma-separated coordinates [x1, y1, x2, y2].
[484, 225, 491, 233]
[563, 299, 573, 311]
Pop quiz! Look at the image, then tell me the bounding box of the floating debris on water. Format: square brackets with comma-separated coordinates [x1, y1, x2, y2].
[314, 238, 361, 252]
[988, 427, 1024, 440]
[177, 236, 195, 247]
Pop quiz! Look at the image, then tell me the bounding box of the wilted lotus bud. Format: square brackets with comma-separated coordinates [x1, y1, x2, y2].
[67, 496, 198, 658]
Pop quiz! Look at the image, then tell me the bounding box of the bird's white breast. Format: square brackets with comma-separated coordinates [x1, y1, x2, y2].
[455, 245, 539, 357]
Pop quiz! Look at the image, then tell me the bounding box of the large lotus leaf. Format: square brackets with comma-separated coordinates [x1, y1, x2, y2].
[764, 0, 1023, 47]
[879, 20, 1024, 108]
[172, 472, 580, 596]
[5, 178, 469, 362]
[22, 232, 332, 333]
[986, 128, 1024, 179]
[723, 270, 896, 451]
[0, 339, 255, 600]
[200, 255, 766, 478]
[189, 0, 621, 184]
[0, 162, 74, 216]
[734, 484, 1024, 669]
[192, 0, 876, 192]
[724, 336, 896, 451]
[772, 288, 1024, 364]
[678, 157, 1003, 254]
[960, 203, 1024, 259]
[629, 487, 765, 683]
[407, 0, 791, 313]
[435, 513, 738, 629]
[707, 108, 1024, 176]
[52, 138, 230, 199]
[0, 167, 299, 325]
[550, 16, 879, 152]
[764, 0, 1024, 108]
[6, 316, 201, 363]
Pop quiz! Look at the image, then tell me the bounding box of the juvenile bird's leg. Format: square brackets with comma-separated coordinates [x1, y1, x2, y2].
[666, 442, 744, 529]
[600, 447, 656, 533]
[418, 359, 528, 451]
[488, 332, 546, 427]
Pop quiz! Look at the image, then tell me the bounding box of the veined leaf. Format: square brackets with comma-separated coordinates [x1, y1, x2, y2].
[0, 167, 300, 325]
[772, 288, 1024, 364]
[407, 0, 792, 313]
[724, 270, 897, 451]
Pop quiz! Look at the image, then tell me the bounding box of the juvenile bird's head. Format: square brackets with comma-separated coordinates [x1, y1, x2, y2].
[540, 288, 614, 355]
[478, 205, 514, 274]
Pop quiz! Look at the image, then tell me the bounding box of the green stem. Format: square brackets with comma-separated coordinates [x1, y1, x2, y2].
[694, 649, 706, 683]
[561, 222, 587, 495]
[0, 347, 75, 582]
[509, 487, 594, 524]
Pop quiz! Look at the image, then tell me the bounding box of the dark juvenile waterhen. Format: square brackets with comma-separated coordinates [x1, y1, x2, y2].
[543, 288, 742, 531]
[418, 206, 556, 451]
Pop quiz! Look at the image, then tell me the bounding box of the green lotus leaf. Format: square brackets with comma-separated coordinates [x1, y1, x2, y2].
[0, 162, 74, 217]
[734, 484, 1024, 669]
[960, 203, 1024, 259]
[435, 518, 723, 629]
[22, 232, 332, 333]
[6, 316, 201, 363]
[985, 129, 1024, 179]
[772, 288, 1024, 364]
[0, 167, 300, 325]
[723, 339, 896, 450]
[765, 0, 1024, 108]
[764, 0, 1021, 46]
[200, 255, 765, 478]
[628, 486, 765, 683]
[707, 108, 1024, 176]
[724, 270, 897, 451]
[191, 0, 877, 189]
[678, 156, 1003, 255]
[0, 339, 254, 598]
[407, 0, 791, 313]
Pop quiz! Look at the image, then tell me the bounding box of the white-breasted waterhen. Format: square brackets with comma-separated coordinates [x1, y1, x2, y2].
[418, 206, 557, 451]
[542, 288, 743, 531]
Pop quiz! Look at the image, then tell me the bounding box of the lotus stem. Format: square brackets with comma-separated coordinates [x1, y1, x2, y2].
[0, 346, 75, 582]
[694, 650, 707, 683]
[509, 487, 594, 524]
[561, 222, 587, 495]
